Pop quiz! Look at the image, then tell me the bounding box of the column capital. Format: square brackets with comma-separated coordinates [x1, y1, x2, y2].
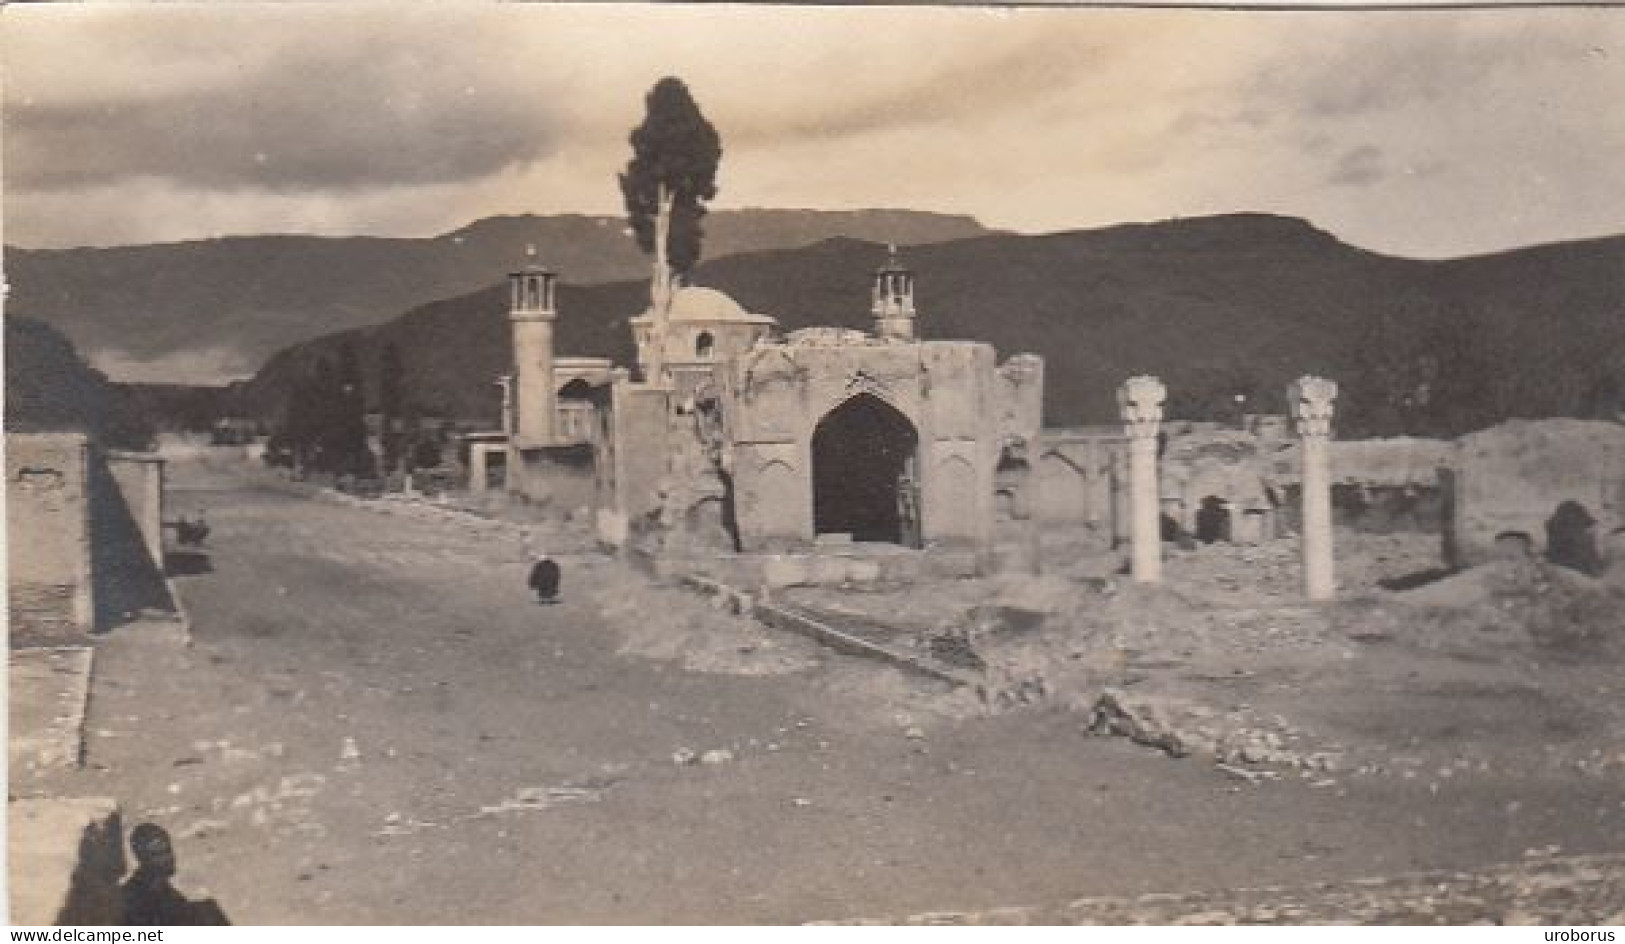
[1117, 375, 1167, 440]
[1289, 375, 1338, 438]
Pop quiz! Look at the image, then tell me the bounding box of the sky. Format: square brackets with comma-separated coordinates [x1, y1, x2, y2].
[3, 3, 1623, 259]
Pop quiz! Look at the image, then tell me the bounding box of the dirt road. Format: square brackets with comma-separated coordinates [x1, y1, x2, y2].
[45, 457, 1625, 924]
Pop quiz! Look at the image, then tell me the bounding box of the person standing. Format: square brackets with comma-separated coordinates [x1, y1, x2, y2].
[529, 554, 562, 604]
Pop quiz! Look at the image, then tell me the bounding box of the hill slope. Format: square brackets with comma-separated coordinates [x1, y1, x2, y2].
[235, 214, 1625, 437]
[5, 209, 990, 383]
[5, 317, 155, 450]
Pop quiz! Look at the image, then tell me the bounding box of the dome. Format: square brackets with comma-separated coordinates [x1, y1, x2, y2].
[657, 286, 775, 324]
[671, 286, 743, 321]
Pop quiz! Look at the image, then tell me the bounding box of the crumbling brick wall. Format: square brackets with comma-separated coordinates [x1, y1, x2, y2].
[1446, 419, 1625, 568]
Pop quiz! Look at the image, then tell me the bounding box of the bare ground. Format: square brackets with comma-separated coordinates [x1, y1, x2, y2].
[15, 454, 1625, 924]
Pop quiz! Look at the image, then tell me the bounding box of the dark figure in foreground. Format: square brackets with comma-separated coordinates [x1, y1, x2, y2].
[121, 823, 230, 925]
[1545, 501, 1603, 576]
[529, 555, 562, 604]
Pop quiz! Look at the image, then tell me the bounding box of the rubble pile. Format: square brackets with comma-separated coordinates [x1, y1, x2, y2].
[1392, 559, 1624, 654]
[597, 567, 820, 676]
[1086, 688, 1343, 775]
[1161, 539, 1303, 604]
[970, 623, 1120, 713]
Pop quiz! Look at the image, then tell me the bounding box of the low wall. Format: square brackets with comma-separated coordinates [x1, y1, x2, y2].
[105, 451, 165, 569]
[510, 443, 599, 516]
[7, 433, 94, 634]
[676, 573, 973, 686]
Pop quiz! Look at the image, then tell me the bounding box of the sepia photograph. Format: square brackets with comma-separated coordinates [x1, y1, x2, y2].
[4, 0, 1624, 928]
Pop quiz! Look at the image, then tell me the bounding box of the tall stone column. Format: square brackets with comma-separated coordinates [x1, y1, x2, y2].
[469, 446, 489, 494]
[1118, 376, 1166, 583]
[1290, 376, 1338, 601]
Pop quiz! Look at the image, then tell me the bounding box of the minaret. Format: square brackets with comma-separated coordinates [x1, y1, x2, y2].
[872, 245, 916, 341]
[509, 246, 558, 448]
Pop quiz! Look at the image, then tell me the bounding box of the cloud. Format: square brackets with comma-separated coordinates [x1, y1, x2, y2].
[3, 6, 1624, 258]
[89, 345, 258, 386]
[1328, 146, 1386, 188]
[1246, 14, 1590, 119]
[4, 7, 562, 194]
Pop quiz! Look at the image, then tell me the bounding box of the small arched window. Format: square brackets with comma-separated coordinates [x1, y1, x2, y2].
[695, 331, 715, 359]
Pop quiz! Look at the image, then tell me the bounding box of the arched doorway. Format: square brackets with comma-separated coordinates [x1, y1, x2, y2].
[812, 394, 920, 545]
[557, 378, 595, 401]
[1545, 500, 1602, 575]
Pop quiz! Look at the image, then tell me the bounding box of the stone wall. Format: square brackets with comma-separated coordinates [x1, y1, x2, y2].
[509, 443, 599, 517]
[1040, 429, 1456, 542]
[1323, 437, 1453, 488]
[7, 432, 94, 633]
[1036, 429, 1125, 531]
[87, 450, 173, 628]
[105, 452, 165, 570]
[1159, 430, 1281, 535]
[608, 382, 672, 523]
[1446, 418, 1625, 567]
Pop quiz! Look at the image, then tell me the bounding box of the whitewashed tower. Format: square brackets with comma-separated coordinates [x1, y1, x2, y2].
[510, 247, 558, 448]
[872, 245, 917, 341]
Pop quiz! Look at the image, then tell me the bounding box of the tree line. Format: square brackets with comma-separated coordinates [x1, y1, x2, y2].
[264, 341, 444, 477]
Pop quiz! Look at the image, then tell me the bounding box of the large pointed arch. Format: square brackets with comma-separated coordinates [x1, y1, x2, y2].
[810, 393, 921, 545]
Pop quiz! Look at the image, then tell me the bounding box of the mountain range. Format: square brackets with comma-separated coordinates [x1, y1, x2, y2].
[234, 213, 1625, 438]
[4, 209, 990, 384]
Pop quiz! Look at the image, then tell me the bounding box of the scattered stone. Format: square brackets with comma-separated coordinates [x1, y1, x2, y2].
[835, 851, 1625, 925]
[1216, 762, 1277, 784]
[1088, 689, 1190, 758]
[478, 785, 603, 815]
[178, 819, 228, 840]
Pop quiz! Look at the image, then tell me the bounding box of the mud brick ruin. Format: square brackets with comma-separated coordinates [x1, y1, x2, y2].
[483, 248, 1044, 581]
[469, 243, 1624, 599]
